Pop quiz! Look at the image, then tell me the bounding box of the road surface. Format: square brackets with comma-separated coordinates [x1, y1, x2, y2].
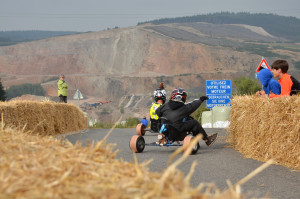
[65, 128, 300, 199]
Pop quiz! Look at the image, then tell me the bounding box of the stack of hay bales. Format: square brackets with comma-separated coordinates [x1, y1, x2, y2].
[0, 127, 249, 198]
[0, 100, 269, 198]
[0, 101, 87, 135]
[228, 95, 300, 170]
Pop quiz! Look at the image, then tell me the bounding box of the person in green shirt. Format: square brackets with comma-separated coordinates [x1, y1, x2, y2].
[57, 74, 68, 103]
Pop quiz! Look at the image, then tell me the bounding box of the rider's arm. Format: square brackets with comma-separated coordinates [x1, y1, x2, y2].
[184, 99, 202, 115]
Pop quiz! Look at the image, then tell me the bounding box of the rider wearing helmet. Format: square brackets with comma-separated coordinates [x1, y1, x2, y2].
[170, 88, 187, 103]
[149, 82, 166, 132]
[153, 82, 167, 103]
[155, 88, 217, 146]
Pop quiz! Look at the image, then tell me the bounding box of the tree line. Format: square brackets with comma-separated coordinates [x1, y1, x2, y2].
[0, 81, 45, 101]
[138, 12, 300, 42]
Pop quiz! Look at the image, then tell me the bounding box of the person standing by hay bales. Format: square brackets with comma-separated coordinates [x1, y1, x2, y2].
[269, 60, 300, 98]
[57, 74, 68, 103]
[256, 68, 281, 97]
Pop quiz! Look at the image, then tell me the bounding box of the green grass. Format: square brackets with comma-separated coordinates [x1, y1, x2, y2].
[89, 117, 140, 129]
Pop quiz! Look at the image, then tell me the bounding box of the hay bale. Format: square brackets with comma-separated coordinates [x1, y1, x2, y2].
[0, 101, 87, 135]
[0, 127, 251, 198]
[228, 95, 300, 170]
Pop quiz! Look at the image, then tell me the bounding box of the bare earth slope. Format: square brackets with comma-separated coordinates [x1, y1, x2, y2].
[0, 23, 299, 122]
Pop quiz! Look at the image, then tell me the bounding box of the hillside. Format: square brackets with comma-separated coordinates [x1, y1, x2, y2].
[139, 12, 300, 42]
[0, 20, 300, 122]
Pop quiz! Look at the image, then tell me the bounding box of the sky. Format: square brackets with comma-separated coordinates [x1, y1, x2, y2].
[1, 0, 300, 32]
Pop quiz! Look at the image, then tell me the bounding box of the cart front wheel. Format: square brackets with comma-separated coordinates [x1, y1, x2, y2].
[129, 135, 145, 153]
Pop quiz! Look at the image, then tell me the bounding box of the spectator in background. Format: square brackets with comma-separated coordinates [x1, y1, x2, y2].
[256, 68, 281, 97]
[268, 60, 300, 98]
[57, 74, 68, 103]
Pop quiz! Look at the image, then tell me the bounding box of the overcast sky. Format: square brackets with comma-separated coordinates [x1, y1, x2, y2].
[1, 0, 300, 32]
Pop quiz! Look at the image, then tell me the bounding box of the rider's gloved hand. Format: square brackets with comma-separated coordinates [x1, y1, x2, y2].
[200, 96, 209, 101]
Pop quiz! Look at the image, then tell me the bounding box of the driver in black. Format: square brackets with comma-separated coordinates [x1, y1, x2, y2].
[155, 88, 217, 146]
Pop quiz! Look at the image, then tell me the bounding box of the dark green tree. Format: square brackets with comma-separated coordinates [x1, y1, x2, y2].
[233, 77, 261, 95]
[5, 83, 45, 100]
[0, 78, 6, 101]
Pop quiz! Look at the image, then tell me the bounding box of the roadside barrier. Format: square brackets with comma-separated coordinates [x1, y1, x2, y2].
[0, 100, 274, 198]
[228, 95, 300, 170]
[0, 101, 87, 135]
[0, 126, 271, 198]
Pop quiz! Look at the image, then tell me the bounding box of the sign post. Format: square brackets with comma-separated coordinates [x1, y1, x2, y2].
[206, 80, 231, 109]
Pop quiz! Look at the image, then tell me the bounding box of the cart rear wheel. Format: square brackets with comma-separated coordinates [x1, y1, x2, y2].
[136, 123, 146, 136]
[129, 135, 145, 153]
[183, 136, 200, 155]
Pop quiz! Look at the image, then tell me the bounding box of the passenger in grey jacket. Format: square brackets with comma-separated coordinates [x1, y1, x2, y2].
[156, 88, 217, 146]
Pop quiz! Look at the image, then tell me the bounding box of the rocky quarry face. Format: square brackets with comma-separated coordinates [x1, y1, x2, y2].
[0, 23, 299, 123]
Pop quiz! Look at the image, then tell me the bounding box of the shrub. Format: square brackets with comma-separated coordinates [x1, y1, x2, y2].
[5, 83, 45, 100]
[233, 77, 261, 95]
[0, 78, 6, 101]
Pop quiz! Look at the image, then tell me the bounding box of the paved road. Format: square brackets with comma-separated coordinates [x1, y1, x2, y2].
[65, 128, 300, 199]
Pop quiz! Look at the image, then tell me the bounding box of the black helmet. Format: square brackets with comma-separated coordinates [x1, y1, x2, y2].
[170, 88, 187, 103]
[154, 89, 166, 103]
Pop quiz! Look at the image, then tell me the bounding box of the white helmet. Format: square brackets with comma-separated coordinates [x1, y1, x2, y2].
[154, 89, 166, 104]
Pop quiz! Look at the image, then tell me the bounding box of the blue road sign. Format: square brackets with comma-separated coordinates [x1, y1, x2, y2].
[206, 80, 231, 109]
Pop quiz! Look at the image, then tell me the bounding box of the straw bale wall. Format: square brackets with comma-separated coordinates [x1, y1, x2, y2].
[0, 101, 87, 135]
[0, 127, 250, 198]
[228, 95, 300, 170]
